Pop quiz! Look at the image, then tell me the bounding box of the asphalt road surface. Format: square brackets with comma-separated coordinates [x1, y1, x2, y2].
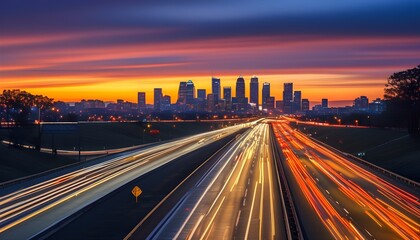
[0, 122, 255, 240]
[144, 122, 288, 240]
[272, 120, 420, 240]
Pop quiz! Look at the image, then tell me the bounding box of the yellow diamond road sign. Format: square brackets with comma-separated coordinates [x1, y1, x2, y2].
[132, 186, 142, 203]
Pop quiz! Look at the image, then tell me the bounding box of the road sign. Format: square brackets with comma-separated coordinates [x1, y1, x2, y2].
[131, 186, 142, 203]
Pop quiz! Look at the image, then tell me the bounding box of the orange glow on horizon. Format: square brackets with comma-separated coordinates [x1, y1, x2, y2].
[1, 73, 384, 106]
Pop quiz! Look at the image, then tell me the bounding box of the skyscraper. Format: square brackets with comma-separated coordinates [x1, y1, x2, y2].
[262, 82, 270, 109]
[177, 82, 187, 104]
[235, 76, 246, 110]
[196, 89, 207, 111]
[154, 88, 162, 111]
[236, 76, 245, 99]
[293, 91, 302, 113]
[197, 89, 206, 100]
[322, 98, 328, 108]
[266, 97, 275, 110]
[162, 95, 171, 110]
[207, 93, 215, 111]
[283, 83, 293, 114]
[137, 92, 146, 109]
[212, 77, 221, 100]
[250, 76, 259, 108]
[185, 80, 195, 104]
[223, 87, 232, 110]
[302, 99, 310, 111]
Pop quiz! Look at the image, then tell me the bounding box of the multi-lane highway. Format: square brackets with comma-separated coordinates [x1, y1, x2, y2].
[142, 122, 288, 240]
[0, 121, 255, 240]
[272, 120, 420, 239]
[1, 118, 418, 240]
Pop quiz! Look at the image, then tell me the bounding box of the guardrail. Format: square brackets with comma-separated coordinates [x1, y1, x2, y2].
[269, 125, 304, 240]
[300, 131, 419, 189]
[0, 144, 149, 190]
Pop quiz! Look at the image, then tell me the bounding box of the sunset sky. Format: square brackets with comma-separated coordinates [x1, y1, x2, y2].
[1, 0, 420, 105]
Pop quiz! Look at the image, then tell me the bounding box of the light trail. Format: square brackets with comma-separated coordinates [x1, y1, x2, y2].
[0, 121, 258, 238]
[272, 120, 420, 239]
[147, 122, 286, 240]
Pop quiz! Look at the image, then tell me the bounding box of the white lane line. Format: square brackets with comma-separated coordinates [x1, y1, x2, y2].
[199, 196, 226, 240]
[365, 229, 372, 237]
[343, 208, 349, 214]
[235, 210, 242, 227]
[187, 214, 204, 240]
[244, 184, 259, 240]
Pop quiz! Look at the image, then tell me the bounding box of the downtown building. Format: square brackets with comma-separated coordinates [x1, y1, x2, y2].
[283, 83, 293, 114]
[249, 76, 259, 110]
[137, 92, 146, 110]
[293, 91, 302, 113]
[223, 87, 232, 111]
[154, 88, 163, 112]
[233, 76, 247, 111]
[262, 82, 270, 110]
[212, 77, 221, 100]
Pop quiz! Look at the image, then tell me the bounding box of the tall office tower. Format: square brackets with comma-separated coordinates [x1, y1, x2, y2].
[235, 76, 246, 110]
[276, 100, 284, 111]
[162, 95, 171, 110]
[293, 91, 302, 113]
[249, 76, 259, 108]
[236, 76, 245, 99]
[137, 92, 146, 109]
[262, 82, 270, 109]
[283, 83, 293, 114]
[177, 82, 187, 104]
[196, 89, 207, 111]
[266, 97, 275, 110]
[207, 94, 215, 111]
[185, 80, 195, 104]
[223, 87, 232, 110]
[302, 99, 310, 111]
[322, 98, 328, 108]
[212, 77, 221, 100]
[197, 89, 206, 100]
[154, 88, 162, 111]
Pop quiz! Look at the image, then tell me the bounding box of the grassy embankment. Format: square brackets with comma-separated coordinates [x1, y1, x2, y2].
[0, 121, 242, 183]
[292, 123, 420, 182]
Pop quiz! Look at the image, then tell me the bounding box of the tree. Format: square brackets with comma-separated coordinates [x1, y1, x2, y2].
[384, 65, 420, 102]
[384, 66, 420, 136]
[0, 89, 54, 125]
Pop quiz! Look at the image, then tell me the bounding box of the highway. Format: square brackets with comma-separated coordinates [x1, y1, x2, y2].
[143, 122, 288, 240]
[272, 120, 420, 239]
[0, 121, 256, 240]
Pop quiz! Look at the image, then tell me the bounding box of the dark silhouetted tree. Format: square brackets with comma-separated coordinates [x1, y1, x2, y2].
[384, 66, 420, 136]
[1, 90, 54, 149]
[1, 89, 53, 125]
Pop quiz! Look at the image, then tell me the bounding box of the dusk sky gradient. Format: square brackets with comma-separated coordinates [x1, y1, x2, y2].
[1, 0, 420, 105]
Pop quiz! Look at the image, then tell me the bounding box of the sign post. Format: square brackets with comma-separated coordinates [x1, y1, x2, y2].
[131, 186, 142, 203]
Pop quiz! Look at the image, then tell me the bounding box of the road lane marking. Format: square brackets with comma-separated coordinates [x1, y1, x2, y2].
[245, 184, 258, 240]
[235, 210, 242, 227]
[343, 208, 349, 214]
[200, 196, 226, 240]
[187, 214, 205, 240]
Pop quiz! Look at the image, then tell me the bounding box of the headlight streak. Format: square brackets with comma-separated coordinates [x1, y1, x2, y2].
[0, 121, 260, 235]
[272, 121, 419, 240]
